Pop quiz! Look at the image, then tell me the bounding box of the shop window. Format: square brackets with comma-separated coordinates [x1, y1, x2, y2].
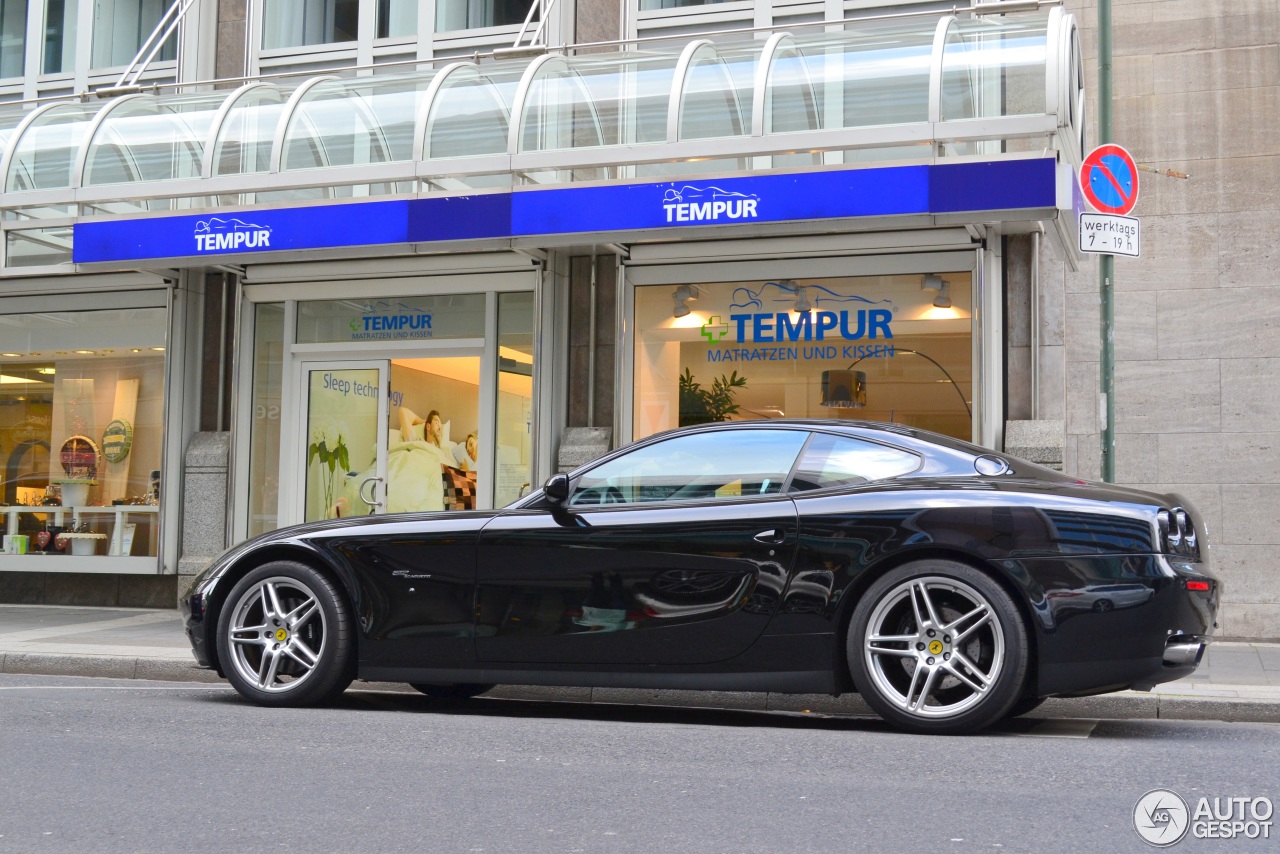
[0, 0, 27, 79]
[92, 0, 175, 67]
[632, 274, 973, 443]
[495, 291, 533, 507]
[0, 307, 167, 562]
[247, 303, 284, 538]
[262, 0, 359, 49]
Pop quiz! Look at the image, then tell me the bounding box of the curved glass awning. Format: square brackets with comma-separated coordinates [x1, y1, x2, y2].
[0, 8, 1083, 267]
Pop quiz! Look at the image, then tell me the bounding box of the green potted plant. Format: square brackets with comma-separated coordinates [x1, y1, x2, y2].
[679, 368, 748, 427]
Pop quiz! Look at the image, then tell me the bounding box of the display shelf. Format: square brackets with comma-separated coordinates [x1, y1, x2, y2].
[0, 554, 161, 574]
[2, 505, 160, 559]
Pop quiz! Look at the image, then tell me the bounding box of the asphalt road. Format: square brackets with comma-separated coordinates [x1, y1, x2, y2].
[1, 674, 1276, 854]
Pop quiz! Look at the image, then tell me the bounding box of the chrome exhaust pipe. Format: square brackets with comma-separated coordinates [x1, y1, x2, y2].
[1163, 635, 1206, 667]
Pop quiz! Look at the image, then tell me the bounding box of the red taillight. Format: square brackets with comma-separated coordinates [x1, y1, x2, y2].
[1186, 580, 1211, 592]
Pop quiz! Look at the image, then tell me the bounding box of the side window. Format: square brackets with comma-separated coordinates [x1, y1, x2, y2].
[788, 433, 920, 492]
[569, 429, 807, 506]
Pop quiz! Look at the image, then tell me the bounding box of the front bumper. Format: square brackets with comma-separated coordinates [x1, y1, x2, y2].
[180, 586, 213, 670]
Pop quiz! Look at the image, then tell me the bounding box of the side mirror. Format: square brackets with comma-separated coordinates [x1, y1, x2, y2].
[543, 473, 570, 505]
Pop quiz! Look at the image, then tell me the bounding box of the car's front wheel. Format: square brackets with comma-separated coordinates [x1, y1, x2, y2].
[848, 560, 1028, 734]
[217, 561, 356, 706]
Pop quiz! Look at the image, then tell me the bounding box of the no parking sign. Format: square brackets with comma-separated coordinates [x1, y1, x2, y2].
[1080, 144, 1139, 215]
[1079, 144, 1140, 256]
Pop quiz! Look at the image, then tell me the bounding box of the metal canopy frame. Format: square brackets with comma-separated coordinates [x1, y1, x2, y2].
[0, 7, 1083, 270]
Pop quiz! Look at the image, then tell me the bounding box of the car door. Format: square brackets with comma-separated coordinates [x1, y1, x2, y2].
[474, 428, 809, 666]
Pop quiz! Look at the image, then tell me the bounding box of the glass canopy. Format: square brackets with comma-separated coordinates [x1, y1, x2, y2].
[0, 8, 1082, 265]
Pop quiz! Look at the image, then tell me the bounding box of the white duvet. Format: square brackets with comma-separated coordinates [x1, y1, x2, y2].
[343, 440, 453, 514]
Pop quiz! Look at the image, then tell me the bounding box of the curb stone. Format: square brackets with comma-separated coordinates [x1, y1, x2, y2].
[3, 654, 1277, 724]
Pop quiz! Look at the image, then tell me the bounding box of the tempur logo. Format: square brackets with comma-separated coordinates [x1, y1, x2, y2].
[348, 300, 433, 341]
[662, 185, 759, 223]
[194, 217, 272, 252]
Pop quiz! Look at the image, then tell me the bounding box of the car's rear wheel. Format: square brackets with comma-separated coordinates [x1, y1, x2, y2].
[409, 683, 495, 699]
[848, 560, 1028, 734]
[217, 561, 355, 706]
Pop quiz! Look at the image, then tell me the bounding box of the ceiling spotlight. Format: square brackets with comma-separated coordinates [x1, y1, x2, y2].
[74, 350, 94, 354]
[933, 282, 952, 309]
[672, 284, 696, 318]
[922, 274, 944, 291]
[150, 347, 166, 352]
[1, 353, 19, 358]
[788, 281, 812, 313]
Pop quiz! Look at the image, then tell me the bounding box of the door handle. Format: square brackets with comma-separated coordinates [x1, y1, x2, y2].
[359, 476, 384, 509]
[753, 528, 785, 544]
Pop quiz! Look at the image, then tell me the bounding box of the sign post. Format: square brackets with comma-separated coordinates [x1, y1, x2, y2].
[1095, 0, 1119, 483]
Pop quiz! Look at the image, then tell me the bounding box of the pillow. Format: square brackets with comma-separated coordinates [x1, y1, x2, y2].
[442, 465, 477, 511]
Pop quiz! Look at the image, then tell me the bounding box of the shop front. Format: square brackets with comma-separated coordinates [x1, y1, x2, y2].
[0, 7, 1085, 583]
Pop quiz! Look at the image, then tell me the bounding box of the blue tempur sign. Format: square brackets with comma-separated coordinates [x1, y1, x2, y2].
[72, 159, 1057, 264]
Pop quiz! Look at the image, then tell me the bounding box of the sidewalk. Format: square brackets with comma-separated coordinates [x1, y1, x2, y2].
[2, 603, 1278, 723]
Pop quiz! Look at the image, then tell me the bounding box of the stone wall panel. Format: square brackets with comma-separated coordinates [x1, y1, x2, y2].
[1115, 359, 1220, 434]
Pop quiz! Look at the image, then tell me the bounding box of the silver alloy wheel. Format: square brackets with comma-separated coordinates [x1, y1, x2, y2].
[226, 575, 328, 694]
[863, 575, 1005, 719]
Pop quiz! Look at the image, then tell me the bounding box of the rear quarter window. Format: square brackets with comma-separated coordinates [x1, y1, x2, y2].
[788, 432, 921, 492]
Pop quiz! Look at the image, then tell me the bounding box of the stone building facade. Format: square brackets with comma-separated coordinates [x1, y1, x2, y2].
[1053, 0, 1280, 638]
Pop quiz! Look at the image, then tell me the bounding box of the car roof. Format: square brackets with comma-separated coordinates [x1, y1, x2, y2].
[653, 418, 984, 456]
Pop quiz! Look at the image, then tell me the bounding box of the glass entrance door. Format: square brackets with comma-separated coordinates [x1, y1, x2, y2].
[291, 354, 492, 524]
[297, 361, 390, 523]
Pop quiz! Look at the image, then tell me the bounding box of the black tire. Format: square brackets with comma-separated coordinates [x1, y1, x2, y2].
[216, 560, 356, 707]
[1003, 696, 1047, 719]
[847, 559, 1029, 734]
[409, 683, 495, 699]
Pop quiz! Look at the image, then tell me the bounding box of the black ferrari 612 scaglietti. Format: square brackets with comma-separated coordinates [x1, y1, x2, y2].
[182, 420, 1218, 734]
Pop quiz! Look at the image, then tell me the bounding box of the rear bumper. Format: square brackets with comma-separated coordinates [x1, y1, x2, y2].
[1012, 554, 1219, 697]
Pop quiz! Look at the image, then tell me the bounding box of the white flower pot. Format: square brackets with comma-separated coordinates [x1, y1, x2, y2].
[68, 537, 98, 556]
[59, 483, 91, 507]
